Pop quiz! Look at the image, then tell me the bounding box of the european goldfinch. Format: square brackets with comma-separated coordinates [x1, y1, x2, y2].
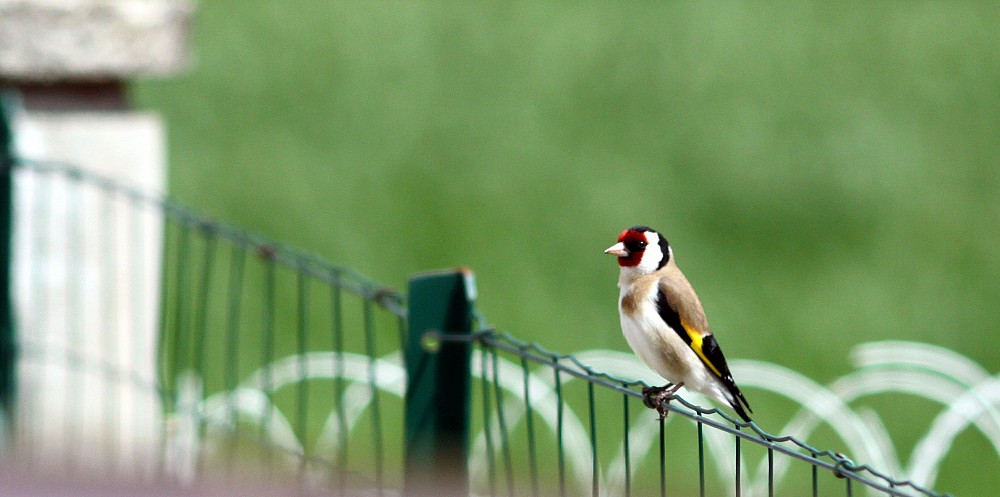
[605, 226, 752, 422]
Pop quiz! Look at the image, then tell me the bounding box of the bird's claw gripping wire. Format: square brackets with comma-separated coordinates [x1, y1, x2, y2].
[641, 382, 684, 420]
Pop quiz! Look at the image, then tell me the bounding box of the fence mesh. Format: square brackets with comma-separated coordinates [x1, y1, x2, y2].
[8, 158, 408, 494]
[1, 156, 951, 497]
[156, 182, 408, 491]
[462, 330, 949, 497]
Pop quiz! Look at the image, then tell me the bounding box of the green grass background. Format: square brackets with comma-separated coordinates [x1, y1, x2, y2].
[132, 2, 1000, 494]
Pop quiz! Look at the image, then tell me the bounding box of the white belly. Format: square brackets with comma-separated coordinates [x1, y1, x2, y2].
[619, 297, 716, 391]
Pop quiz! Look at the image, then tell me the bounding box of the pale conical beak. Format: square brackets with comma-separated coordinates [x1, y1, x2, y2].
[604, 242, 628, 257]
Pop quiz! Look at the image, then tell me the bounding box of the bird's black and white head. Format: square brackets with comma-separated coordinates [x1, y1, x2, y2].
[604, 226, 672, 274]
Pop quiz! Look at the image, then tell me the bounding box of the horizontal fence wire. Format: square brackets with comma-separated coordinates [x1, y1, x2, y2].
[3, 157, 955, 497]
[7, 158, 406, 317]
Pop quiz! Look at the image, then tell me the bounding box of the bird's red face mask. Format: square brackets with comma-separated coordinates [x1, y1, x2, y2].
[605, 229, 648, 267]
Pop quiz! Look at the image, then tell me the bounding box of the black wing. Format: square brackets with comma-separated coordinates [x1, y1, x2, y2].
[655, 288, 753, 421]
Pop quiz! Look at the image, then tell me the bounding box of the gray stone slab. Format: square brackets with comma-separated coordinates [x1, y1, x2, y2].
[0, 0, 193, 81]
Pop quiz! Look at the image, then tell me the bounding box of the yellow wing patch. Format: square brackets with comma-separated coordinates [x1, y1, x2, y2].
[682, 319, 723, 378]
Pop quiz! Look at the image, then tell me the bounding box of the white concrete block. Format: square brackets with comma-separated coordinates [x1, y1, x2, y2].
[10, 110, 166, 478]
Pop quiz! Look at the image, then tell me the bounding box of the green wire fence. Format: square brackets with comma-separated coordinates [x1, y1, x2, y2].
[156, 179, 409, 490]
[0, 112, 953, 495]
[6, 156, 409, 491]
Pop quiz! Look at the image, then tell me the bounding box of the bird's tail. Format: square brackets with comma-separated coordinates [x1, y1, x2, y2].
[725, 385, 753, 423]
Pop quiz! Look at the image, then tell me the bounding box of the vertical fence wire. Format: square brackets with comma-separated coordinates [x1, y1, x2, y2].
[64, 172, 82, 475]
[22, 168, 49, 473]
[20, 167, 47, 471]
[621, 386, 631, 497]
[697, 414, 706, 497]
[735, 426, 742, 497]
[223, 243, 245, 476]
[490, 346, 515, 497]
[811, 450, 819, 497]
[128, 187, 153, 476]
[768, 447, 775, 497]
[481, 346, 498, 497]
[168, 226, 190, 398]
[259, 253, 276, 476]
[362, 298, 384, 496]
[520, 355, 539, 497]
[329, 268, 348, 495]
[154, 212, 174, 483]
[553, 365, 566, 497]
[657, 416, 665, 497]
[192, 230, 215, 476]
[588, 381, 598, 497]
[295, 265, 310, 474]
[99, 187, 118, 472]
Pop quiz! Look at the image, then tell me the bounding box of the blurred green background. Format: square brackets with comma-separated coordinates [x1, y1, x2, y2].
[132, 2, 999, 494]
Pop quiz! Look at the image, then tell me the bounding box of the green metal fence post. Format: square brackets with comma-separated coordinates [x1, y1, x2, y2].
[404, 269, 477, 497]
[0, 94, 18, 436]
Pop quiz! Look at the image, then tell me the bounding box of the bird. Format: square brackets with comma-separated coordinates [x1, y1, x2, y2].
[605, 226, 752, 422]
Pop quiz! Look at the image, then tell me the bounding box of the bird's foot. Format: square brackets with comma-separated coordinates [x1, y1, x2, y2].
[641, 382, 684, 419]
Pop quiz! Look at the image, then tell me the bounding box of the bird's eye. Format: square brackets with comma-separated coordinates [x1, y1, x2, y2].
[625, 240, 647, 251]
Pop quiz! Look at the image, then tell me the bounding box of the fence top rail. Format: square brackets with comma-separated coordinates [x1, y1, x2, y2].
[4, 157, 407, 317]
[463, 329, 951, 497]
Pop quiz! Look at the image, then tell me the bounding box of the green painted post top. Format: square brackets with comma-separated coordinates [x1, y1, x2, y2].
[404, 268, 477, 497]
